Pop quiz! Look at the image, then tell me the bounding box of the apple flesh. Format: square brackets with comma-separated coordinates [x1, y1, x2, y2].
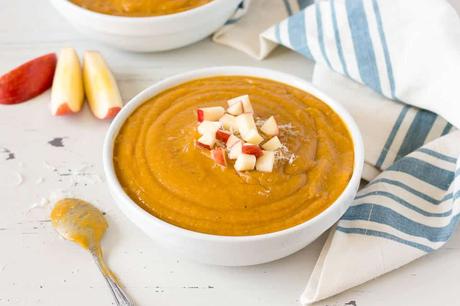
[256, 151, 275, 172]
[236, 113, 256, 136]
[234, 153, 256, 171]
[227, 101, 243, 116]
[0, 53, 57, 105]
[226, 134, 242, 148]
[197, 133, 216, 150]
[211, 147, 227, 167]
[228, 95, 253, 113]
[197, 120, 221, 135]
[83, 51, 123, 119]
[262, 136, 283, 151]
[197, 106, 225, 122]
[260, 116, 279, 136]
[51, 48, 84, 116]
[242, 144, 263, 158]
[228, 141, 243, 160]
[219, 114, 238, 131]
[242, 129, 264, 145]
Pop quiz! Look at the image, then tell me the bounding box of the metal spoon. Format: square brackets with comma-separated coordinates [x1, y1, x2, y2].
[50, 198, 133, 306]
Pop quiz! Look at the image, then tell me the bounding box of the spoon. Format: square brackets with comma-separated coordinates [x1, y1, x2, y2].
[50, 198, 133, 306]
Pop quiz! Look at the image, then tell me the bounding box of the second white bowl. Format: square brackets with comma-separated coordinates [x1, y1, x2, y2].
[50, 0, 242, 52]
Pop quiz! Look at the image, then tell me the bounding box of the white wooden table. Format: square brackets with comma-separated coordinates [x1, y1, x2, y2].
[1, 1, 460, 305]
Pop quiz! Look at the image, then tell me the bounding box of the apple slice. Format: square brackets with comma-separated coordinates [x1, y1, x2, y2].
[228, 95, 253, 113]
[228, 141, 243, 160]
[227, 101, 243, 116]
[243, 129, 264, 145]
[197, 106, 225, 122]
[197, 120, 221, 135]
[50, 48, 84, 116]
[262, 136, 283, 151]
[260, 116, 279, 136]
[226, 134, 242, 148]
[256, 151, 275, 172]
[197, 133, 216, 150]
[242, 144, 263, 158]
[236, 113, 256, 136]
[83, 51, 123, 119]
[211, 147, 227, 167]
[234, 153, 256, 171]
[216, 129, 231, 142]
[0, 53, 57, 105]
[219, 114, 238, 131]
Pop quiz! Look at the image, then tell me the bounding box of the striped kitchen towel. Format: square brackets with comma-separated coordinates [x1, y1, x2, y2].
[214, 0, 460, 304]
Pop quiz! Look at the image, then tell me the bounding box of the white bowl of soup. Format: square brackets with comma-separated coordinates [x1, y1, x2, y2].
[50, 0, 242, 52]
[103, 66, 364, 266]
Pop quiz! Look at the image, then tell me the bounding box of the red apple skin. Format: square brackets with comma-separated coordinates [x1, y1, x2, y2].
[242, 144, 264, 158]
[197, 140, 212, 150]
[104, 106, 121, 119]
[216, 130, 231, 142]
[212, 147, 227, 167]
[0, 53, 57, 105]
[197, 109, 204, 122]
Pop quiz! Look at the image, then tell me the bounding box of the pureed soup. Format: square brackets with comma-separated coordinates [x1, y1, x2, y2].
[113, 76, 354, 236]
[70, 0, 212, 17]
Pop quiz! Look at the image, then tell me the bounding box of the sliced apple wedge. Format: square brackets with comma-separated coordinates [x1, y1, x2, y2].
[219, 114, 237, 131]
[197, 120, 221, 135]
[262, 136, 283, 151]
[216, 129, 231, 142]
[226, 134, 242, 148]
[211, 147, 227, 167]
[256, 151, 275, 172]
[83, 51, 123, 119]
[228, 95, 253, 113]
[197, 133, 216, 150]
[260, 116, 279, 136]
[0, 53, 57, 105]
[228, 141, 243, 160]
[227, 101, 243, 116]
[197, 106, 225, 122]
[234, 153, 256, 171]
[236, 113, 256, 136]
[242, 144, 263, 158]
[243, 129, 264, 145]
[50, 48, 84, 116]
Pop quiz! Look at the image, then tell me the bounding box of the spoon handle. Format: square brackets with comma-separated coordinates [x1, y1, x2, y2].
[91, 249, 134, 306]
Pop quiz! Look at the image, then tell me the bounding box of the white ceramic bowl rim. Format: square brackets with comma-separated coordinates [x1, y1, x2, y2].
[57, 0, 229, 22]
[103, 66, 364, 243]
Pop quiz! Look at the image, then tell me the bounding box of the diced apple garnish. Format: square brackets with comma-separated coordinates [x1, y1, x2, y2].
[262, 136, 283, 151]
[228, 141, 243, 160]
[256, 151, 275, 172]
[197, 133, 216, 150]
[236, 113, 256, 136]
[197, 106, 225, 122]
[216, 129, 231, 142]
[228, 95, 253, 113]
[219, 114, 238, 131]
[197, 120, 221, 135]
[260, 116, 279, 136]
[242, 129, 264, 145]
[51, 48, 84, 116]
[83, 51, 123, 119]
[0, 53, 57, 105]
[227, 101, 243, 116]
[242, 144, 263, 158]
[226, 134, 242, 148]
[234, 153, 256, 171]
[211, 147, 227, 167]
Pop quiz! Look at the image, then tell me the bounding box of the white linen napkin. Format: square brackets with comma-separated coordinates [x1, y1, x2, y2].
[213, 0, 460, 303]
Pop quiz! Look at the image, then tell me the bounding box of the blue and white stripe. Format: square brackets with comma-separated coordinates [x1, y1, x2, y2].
[263, 0, 460, 254]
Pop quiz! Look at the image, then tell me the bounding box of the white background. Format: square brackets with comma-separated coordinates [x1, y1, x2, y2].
[0, 1, 459, 305]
